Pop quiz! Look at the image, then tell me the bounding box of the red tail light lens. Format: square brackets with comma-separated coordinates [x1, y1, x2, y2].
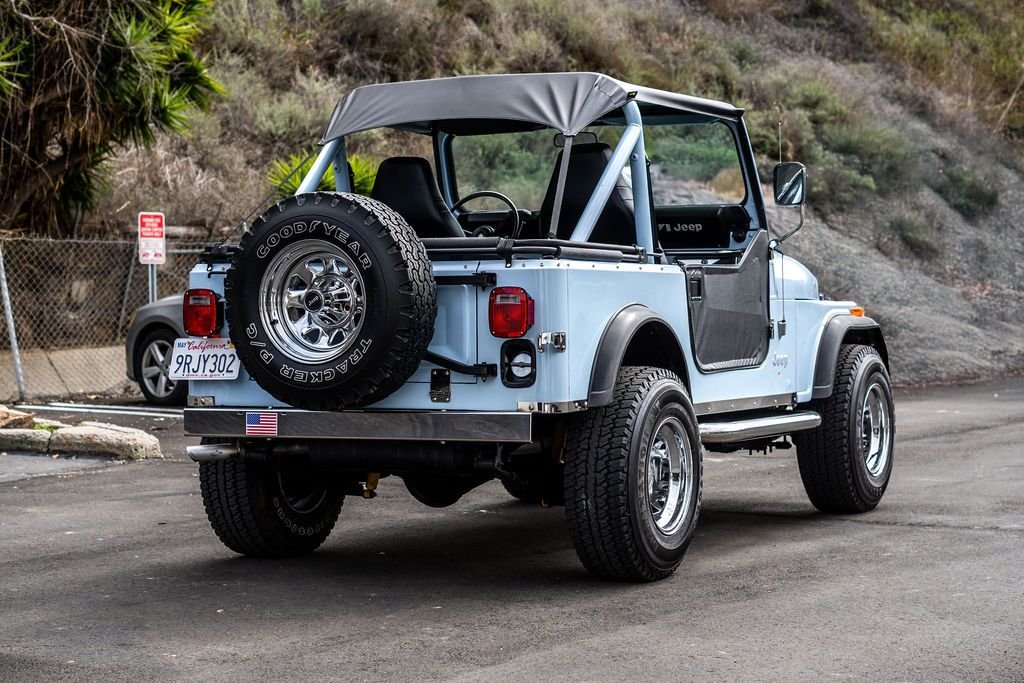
[489, 287, 534, 338]
[183, 288, 219, 337]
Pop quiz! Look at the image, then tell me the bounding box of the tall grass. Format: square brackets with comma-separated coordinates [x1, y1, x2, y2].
[862, 1, 1024, 135]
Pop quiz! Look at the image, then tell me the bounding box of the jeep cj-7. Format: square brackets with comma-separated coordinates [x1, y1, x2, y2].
[175, 73, 894, 582]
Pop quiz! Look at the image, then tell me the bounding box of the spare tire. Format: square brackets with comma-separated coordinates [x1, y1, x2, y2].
[226, 192, 436, 410]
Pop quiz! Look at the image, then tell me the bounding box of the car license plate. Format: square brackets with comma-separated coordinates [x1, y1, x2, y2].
[168, 338, 240, 380]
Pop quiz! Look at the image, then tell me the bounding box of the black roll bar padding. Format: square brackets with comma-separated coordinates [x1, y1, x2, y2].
[420, 236, 642, 263]
[553, 246, 624, 262]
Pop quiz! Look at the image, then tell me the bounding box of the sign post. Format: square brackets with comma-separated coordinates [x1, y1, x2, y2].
[138, 212, 166, 304]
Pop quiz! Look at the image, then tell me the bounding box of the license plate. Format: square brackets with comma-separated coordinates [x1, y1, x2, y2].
[168, 337, 240, 380]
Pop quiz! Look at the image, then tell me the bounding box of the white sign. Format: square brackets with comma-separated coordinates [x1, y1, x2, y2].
[138, 211, 166, 264]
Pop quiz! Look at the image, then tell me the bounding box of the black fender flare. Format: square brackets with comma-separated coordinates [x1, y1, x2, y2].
[812, 314, 889, 399]
[588, 304, 688, 407]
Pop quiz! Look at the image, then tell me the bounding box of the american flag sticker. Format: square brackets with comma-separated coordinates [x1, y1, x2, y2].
[245, 412, 278, 436]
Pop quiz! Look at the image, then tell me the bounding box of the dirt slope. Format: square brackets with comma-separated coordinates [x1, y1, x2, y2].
[92, 0, 1024, 385]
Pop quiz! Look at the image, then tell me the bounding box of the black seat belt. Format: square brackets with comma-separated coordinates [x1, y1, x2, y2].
[546, 135, 574, 239]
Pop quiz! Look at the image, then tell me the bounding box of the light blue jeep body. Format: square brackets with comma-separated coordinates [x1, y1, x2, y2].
[185, 73, 887, 442]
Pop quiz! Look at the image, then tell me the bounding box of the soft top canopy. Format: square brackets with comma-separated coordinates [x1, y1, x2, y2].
[319, 72, 741, 143]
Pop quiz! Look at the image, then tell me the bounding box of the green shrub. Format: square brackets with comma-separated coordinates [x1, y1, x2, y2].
[821, 121, 918, 192]
[890, 212, 939, 257]
[811, 156, 876, 210]
[267, 149, 378, 198]
[930, 166, 999, 220]
[252, 70, 338, 152]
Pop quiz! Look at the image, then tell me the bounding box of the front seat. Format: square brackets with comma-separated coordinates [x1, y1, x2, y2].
[370, 157, 464, 238]
[539, 142, 636, 245]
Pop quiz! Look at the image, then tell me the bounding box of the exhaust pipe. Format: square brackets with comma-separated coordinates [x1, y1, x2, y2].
[187, 443, 241, 463]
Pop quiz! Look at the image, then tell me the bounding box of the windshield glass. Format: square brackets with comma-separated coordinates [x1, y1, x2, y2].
[449, 120, 744, 212]
[646, 121, 746, 206]
[450, 129, 559, 211]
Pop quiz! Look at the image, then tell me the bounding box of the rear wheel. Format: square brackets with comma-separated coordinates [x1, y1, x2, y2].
[795, 344, 894, 513]
[134, 327, 187, 406]
[563, 366, 702, 582]
[198, 441, 344, 557]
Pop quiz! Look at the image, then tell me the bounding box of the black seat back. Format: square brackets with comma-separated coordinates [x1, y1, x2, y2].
[370, 157, 464, 238]
[539, 143, 636, 244]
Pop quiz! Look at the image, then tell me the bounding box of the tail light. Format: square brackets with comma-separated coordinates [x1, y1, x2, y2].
[183, 288, 219, 337]
[489, 287, 534, 338]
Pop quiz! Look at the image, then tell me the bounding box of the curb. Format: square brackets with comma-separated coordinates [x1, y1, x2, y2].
[0, 422, 163, 461]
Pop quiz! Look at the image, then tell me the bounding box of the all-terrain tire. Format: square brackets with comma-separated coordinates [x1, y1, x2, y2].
[198, 441, 344, 557]
[225, 192, 436, 410]
[794, 344, 894, 513]
[563, 366, 702, 582]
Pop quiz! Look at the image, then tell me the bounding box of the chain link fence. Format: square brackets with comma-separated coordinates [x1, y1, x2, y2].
[0, 235, 209, 402]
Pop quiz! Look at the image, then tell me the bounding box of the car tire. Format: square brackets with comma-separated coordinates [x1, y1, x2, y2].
[134, 327, 187, 406]
[563, 366, 702, 582]
[794, 344, 894, 513]
[225, 192, 436, 410]
[198, 441, 344, 557]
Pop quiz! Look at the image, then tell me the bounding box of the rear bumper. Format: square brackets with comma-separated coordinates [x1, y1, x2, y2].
[184, 408, 532, 443]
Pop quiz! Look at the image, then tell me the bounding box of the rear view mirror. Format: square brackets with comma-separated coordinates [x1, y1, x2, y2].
[773, 162, 806, 206]
[554, 131, 598, 148]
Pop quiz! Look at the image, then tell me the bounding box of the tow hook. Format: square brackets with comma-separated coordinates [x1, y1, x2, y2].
[362, 472, 381, 499]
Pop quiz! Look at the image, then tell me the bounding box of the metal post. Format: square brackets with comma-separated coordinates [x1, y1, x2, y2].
[297, 139, 342, 195]
[116, 250, 137, 338]
[148, 263, 157, 303]
[569, 101, 654, 257]
[333, 138, 350, 192]
[569, 123, 641, 242]
[0, 242, 26, 401]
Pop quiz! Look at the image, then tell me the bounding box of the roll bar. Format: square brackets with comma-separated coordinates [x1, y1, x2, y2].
[296, 100, 654, 258]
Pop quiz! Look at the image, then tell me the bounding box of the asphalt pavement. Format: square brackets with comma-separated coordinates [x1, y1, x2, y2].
[0, 382, 1022, 682]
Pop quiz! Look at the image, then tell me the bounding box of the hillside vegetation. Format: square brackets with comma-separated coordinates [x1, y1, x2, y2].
[95, 0, 1024, 385]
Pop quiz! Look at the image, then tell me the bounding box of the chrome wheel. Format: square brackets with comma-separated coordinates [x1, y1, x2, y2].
[140, 338, 176, 399]
[861, 380, 892, 481]
[645, 416, 694, 536]
[258, 240, 366, 364]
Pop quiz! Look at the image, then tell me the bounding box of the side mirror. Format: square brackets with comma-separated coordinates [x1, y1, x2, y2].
[773, 162, 806, 206]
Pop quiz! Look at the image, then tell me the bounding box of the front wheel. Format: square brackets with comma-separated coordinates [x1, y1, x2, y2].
[563, 366, 702, 582]
[794, 344, 894, 513]
[198, 442, 344, 557]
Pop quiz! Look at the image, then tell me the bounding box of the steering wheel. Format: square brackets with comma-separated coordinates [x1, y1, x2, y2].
[451, 191, 521, 238]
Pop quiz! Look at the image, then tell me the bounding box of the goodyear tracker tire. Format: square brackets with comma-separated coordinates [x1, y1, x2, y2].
[198, 441, 344, 557]
[794, 344, 894, 513]
[226, 192, 436, 410]
[563, 366, 702, 582]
